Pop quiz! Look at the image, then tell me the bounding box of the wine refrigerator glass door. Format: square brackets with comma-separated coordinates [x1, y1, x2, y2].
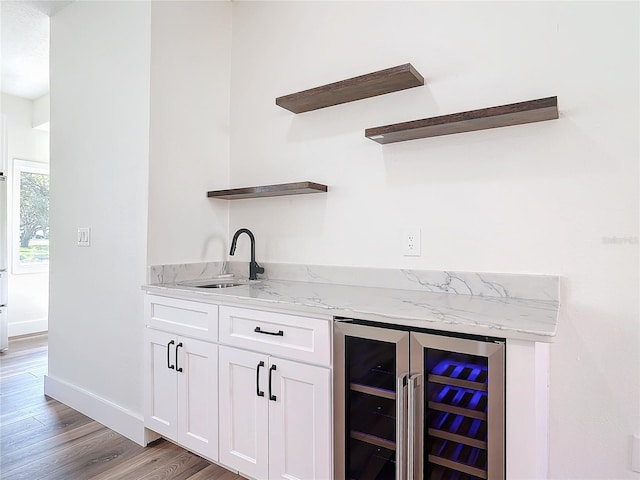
[334, 321, 410, 480]
[410, 332, 505, 480]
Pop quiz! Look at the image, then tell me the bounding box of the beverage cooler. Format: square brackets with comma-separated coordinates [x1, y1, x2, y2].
[334, 319, 505, 480]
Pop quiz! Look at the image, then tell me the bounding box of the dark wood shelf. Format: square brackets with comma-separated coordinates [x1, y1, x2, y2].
[276, 63, 424, 114]
[365, 96, 558, 144]
[207, 181, 327, 200]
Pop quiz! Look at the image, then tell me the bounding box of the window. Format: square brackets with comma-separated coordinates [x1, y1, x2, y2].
[12, 159, 49, 273]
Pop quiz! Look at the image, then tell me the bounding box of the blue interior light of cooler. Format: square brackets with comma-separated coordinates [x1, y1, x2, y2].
[467, 447, 481, 466]
[450, 388, 466, 406]
[468, 419, 482, 438]
[467, 367, 483, 381]
[431, 361, 449, 376]
[450, 442, 464, 462]
[434, 439, 447, 457]
[433, 412, 449, 429]
[449, 414, 464, 434]
[450, 364, 465, 378]
[433, 385, 488, 410]
[431, 359, 488, 383]
[434, 385, 453, 403]
[468, 390, 485, 410]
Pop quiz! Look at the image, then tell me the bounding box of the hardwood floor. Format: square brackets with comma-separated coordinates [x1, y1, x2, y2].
[0, 334, 244, 480]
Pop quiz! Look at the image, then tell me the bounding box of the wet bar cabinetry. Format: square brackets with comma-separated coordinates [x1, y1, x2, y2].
[218, 305, 332, 480]
[142, 273, 555, 479]
[143, 294, 333, 480]
[143, 295, 219, 461]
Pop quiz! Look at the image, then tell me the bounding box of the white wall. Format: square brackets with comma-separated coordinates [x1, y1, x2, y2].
[0, 93, 49, 336]
[147, 1, 231, 266]
[32, 93, 50, 130]
[48, 0, 150, 418]
[228, 2, 638, 478]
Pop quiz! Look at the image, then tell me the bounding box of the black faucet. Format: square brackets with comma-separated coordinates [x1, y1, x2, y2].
[229, 228, 264, 280]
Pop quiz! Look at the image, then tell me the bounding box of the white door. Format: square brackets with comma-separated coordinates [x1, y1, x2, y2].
[268, 358, 332, 480]
[219, 345, 269, 480]
[177, 337, 219, 461]
[144, 328, 178, 440]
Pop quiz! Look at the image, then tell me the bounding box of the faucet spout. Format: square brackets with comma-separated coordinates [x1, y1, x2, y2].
[229, 228, 264, 280]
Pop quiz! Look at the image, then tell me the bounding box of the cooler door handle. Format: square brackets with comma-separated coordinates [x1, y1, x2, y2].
[396, 373, 409, 480]
[408, 373, 422, 480]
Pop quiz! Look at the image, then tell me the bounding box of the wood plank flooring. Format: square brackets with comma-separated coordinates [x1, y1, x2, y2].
[0, 334, 244, 480]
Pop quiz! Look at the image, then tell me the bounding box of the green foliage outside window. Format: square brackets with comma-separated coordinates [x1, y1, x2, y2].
[19, 171, 49, 264]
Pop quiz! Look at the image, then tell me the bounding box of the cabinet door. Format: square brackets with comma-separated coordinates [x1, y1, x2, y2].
[268, 358, 332, 480]
[177, 337, 218, 461]
[219, 345, 269, 480]
[144, 328, 178, 440]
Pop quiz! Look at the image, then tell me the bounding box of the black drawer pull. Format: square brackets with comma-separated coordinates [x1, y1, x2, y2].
[269, 364, 277, 401]
[256, 361, 265, 397]
[254, 327, 284, 337]
[167, 340, 175, 370]
[175, 342, 183, 372]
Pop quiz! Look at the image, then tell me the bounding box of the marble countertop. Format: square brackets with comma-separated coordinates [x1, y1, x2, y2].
[142, 269, 560, 342]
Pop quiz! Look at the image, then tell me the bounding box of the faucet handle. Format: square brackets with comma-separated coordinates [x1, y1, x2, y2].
[249, 261, 264, 280]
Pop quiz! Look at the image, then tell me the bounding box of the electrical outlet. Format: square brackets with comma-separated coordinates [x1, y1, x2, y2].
[77, 227, 91, 247]
[403, 228, 421, 256]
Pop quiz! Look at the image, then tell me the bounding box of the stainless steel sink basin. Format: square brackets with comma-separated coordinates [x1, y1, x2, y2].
[177, 278, 248, 289]
[194, 282, 244, 289]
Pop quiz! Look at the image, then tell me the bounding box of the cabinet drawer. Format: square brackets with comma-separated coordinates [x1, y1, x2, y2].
[145, 295, 218, 342]
[219, 306, 331, 366]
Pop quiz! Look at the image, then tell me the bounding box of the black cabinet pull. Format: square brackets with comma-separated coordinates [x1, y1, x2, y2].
[269, 364, 277, 401]
[256, 361, 265, 397]
[254, 326, 284, 337]
[167, 340, 175, 370]
[175, 342, 183, 372]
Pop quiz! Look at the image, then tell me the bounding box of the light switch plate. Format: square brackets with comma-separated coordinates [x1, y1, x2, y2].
[77, 227, 90, 247]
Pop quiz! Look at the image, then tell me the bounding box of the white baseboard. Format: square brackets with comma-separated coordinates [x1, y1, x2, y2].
[44, 375, 147, 446]
[8, 317, 48, 337]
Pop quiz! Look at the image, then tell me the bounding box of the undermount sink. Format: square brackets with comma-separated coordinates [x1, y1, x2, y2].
[177, 278, 248, 289]
[193, 282, 244, 289]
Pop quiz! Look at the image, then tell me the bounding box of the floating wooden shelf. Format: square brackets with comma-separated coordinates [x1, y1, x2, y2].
[276, 63, 424, 114]
[207, 181, 327, 200]
[365, 96, 558, 144]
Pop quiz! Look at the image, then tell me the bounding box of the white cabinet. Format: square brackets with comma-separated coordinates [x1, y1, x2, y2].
[146, 294, 218, 342]
[218, 346, 269, 479]
[219, 345, 332, 480]
[144, 297, 333, 478]
[145, 328, 178, 437]
[218, 305, 332, 480]
[219, 305, 331, 365]
[144, 295, 219, 461]
[268, 356, 332, 480]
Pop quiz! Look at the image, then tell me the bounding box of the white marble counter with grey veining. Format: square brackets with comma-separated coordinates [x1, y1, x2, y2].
[142, 262, 561, 342]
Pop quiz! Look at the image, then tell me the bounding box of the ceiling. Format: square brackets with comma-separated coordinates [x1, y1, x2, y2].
[1, 1, 74, 100]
